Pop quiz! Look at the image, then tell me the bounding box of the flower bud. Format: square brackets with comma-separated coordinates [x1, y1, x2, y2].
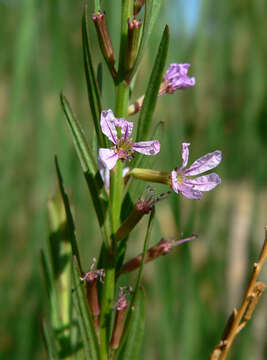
[119, 234, 198, 275]
[110, 287, 132, 350]
[80, 258, 105, 330]
[128, 95, 144, 115]
[115, 186, 169, 242]
[91, 12, 117, 78]
[125, 18, 142, 75]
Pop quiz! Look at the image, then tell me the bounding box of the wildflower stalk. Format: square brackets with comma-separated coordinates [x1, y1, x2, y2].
[99, 2, 133, 359]
[210, 226, 267, 360]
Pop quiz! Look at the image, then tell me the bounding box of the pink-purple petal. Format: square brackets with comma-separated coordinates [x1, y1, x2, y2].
[165, 63, 196, 92]
[98, 158, 110, 189]
[100, 110, 118, 144]
[132, 140, 160, 155]
[184, 150, 222, 176]
[181, 142, 190, 168]
[184, 173, 221, 191]
[179, 184, 203, 199]
[98, 148, 118, 170]
[114, 118, 133, 141]
[170, 170, 179, 193]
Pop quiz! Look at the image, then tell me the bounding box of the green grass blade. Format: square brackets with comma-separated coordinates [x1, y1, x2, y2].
[129, 0, 164, 81]
[136, 25, 169, 142]
[72, 258, 100, 360]
[60, 92, 111, 247]
[82, 5, 106, 148]
[54, 156, 83, 272]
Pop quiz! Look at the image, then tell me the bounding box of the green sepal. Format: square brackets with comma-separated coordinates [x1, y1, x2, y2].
[72, 257, 100, 360]
[82, 5, 106, 148]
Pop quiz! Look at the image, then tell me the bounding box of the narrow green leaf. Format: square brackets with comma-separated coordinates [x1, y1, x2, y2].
[136, 25, 169, 142]
[40, 250, 61, 330]
[82, 5, 106, 148]
[60, 92, 97, 175]
[128, 0, 163, 81]
[118, 288, 145, 360]
[72, 258, 100, 360]
[42, 320, 58, 360]
[60, 92, 111, 248]
[54, 156, 82, 272]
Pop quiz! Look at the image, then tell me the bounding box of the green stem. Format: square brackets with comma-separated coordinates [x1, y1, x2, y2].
[94, 0, 101, 12]
[99, 3, 132, 359]
[110, 82, 130, 233]
[99, 253, 115, 360]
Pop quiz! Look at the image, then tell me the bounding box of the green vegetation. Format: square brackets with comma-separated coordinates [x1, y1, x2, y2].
[1, 0, 267, 359]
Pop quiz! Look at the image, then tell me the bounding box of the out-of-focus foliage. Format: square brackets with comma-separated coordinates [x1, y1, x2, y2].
[0, 0, 267, 359]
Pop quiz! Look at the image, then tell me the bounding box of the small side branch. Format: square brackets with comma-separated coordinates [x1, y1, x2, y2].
[210, 226, 267, 360]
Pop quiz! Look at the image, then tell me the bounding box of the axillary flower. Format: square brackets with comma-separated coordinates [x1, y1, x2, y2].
[170, 142, 222, 199]
[129, 142, 222, 200]
[98, 110, 160, 170]
[159, 63, 196, 96]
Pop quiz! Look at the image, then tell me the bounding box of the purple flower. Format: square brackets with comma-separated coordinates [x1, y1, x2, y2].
[170, 142, 222, 199]
[160, 63, 196, 95]
[99, 110, 160, 170]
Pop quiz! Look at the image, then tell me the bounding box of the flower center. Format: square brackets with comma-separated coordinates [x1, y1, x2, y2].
[115, 138, 134, 162]
[176, 170, 185, 184]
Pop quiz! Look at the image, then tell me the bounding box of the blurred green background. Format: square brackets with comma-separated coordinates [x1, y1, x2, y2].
[1, 0, 267, 359]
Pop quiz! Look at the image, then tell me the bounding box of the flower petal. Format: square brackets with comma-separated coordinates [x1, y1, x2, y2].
[181, 142, 190, 169]
[100, 110, 118, 144]
[165, 63, 196, 92]
[114, 118, 133, 141]
[98, 148, 118, 170]
[184, 150, 222, 176]
[184, 173, 221, 191]
[170, 169, 179, 193]
[179, 184, 203, 199]
[170, 169, 202, 199]
[98, 158, 110, 189]
[132, 140, 160, 155]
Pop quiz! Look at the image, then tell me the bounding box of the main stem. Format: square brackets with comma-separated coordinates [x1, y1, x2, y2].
[99, 1, 133, 359]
